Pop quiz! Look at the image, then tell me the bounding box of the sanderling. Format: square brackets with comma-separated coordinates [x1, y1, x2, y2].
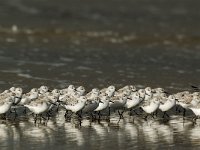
[130, 85, 137, 92]
[100, 85, 115, 97]
[86, 88, 100, 99]
[109, 94, 127, 118]
[67, 85, 76, 95]
[144, 87, 153, 101]
[20, 88, 39, 105]
[94, 93, 110, 116]
[24, 95, 51, 114]
[115, 86, 132, 97]
[0, 94, 14, 118]
[124, 92, 141, 109]
[9, 87, 16, 93]
[138, 89, 146, 99]
[175, 92, 193, 116]
[62, 96, 87, 119]
[116, 85, 130, 93]
[76, 86, 86, 96]
[159, 94, 176, 118]
[24, 95, 52, 123]
[12, 87, 23, 105]
[1, 90, 11, 95]
[188, 95, 200, 122]
[153, 87, 168, 97]
[141, 96, 160, 119]
[38, 85, 49, 95]
[82, 97, 101, 120]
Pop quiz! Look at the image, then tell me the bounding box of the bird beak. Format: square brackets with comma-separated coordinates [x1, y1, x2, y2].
[164, 91, 170, 94]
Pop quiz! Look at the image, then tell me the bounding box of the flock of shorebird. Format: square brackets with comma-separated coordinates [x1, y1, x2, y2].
[0, 85, 200, 124]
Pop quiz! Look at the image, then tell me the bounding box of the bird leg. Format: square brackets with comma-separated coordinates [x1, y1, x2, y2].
[192, 116, 197, 124]
[150, 113, 155, 119]
[118, 110, 124, 119]
[98, 111, 101, 120]
[183, 108, 186, 119]
[34, 114, 38, 124]
[65, 110, 73, 121]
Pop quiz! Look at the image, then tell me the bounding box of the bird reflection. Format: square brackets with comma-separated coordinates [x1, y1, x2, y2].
[124, 122, 138, 140]
[19, 121, 55, 149]
[64, 122, 84, 146]
[92, 122, 108, 139]
[157, 124, 173, 144]
[0, 123, 10, 149]
[2, 115, 200, 149]
[142, 122, 159, 144]
[189, 125, 200, 146]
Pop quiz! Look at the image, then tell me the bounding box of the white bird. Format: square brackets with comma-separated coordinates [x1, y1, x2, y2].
[188, 96, 200, 122]
[141, 96, 160, 119]
[76, 86, 86, 96]
[24, 95, 51, 115]
[100, 85, 115, 97]
[86, 88, 100, 99]
[159, 95, 176, 118]
[12, 87, 23, 105]
[124, 92, 141, 109]
[94, 94, 110, 112]
[0, 95, 14, 118]
[62, 96, 87, 119]
[24, 95, 52, 123]
[144, 87, 153, 101]
[38, 86, 49, 95]
[20, 88, 39, 105]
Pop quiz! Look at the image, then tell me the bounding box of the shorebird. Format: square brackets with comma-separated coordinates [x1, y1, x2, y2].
[12, 87, 23, 105]
[115, 86, 132, 97]
[62, 96, 87, 119]
[76, 86, 86, 96]
[124, 92, 141, 109]
[144, 87, 153, 101]
[159, 95, 176, 118]
[94, 93, 110, 119]
[175, 92, 193, 116]
[86, 88, 100, 99]
[9, 87, 16, 93]
[67, 85, 76, 95]
[153, 87, 169, 97]
[82, 97, 101, 120]
[20, 88, 39, 105]
[0, 94, 14, 119]
[100, 85, 115, 97]
[38, 86, 49, 95]
[138, 89, 146, 99]
[188, 95, 200, 122]
[109, 94, 127, 118]
[24, 95, 52, 123]
[141, 96, 160, 120]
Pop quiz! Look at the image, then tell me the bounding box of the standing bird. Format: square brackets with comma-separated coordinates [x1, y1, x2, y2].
[159, 95, 176, 118]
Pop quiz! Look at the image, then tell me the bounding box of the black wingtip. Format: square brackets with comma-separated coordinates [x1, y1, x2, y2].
[191, 85, 198, 89]
[164, 91, 170, 95]
[190, 85, 199, 91]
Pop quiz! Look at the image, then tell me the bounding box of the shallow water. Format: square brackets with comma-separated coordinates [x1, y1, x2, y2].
[0, 0, 200, 149]
[1, 111, 200, 150]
